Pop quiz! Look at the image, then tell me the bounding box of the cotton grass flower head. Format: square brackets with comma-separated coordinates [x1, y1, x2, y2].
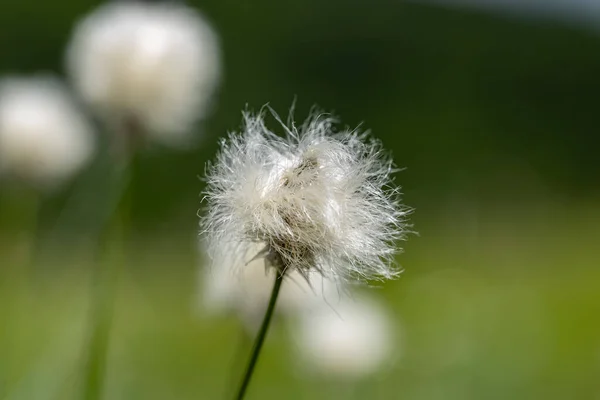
[66, 1, 221, 144]
[201, 242, 339, 332]
[0, 75, 94, 188]
[202, 107, 408, 284]
[291, 295, 396, 378]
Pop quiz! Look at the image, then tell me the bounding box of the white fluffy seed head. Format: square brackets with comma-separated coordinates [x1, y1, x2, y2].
[292, 295, 395, 378]
[200, 242, 340, 332]
[202, 107, 409, 284]
[0, 75, 94, 188]
[66, 1, 221, 144]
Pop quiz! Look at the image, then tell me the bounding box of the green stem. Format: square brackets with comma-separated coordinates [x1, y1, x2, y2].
[81, 256, 118, 400]
[0, 188, 39, 279]
[81, 160, 132, 400]
[234, 270, 285, 400]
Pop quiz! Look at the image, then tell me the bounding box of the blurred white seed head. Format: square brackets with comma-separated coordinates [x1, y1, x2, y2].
[292, 295, 395, 378]
[201, 242, 340, 332]
[0, 75, 94, 187]
[66, 1, 221, 144]
[202, 108, 409, 284]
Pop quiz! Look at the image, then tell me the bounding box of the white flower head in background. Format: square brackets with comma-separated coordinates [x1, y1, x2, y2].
[65, 1, 221, 145]
[0, 75, 94, 188]
[291, 295, 396, 378]
[202, 107, 409, 284]
[200, 242, 340, 332]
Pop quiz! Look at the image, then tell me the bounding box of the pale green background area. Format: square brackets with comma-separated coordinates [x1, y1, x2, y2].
[1, 0, 600, 399]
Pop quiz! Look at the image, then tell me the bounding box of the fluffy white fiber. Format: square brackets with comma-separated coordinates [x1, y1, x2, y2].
[292, 294, 395, 377]
[66, 1, 221, 143]
[202, 108, 408, 283]
[0, 75, 94, 187]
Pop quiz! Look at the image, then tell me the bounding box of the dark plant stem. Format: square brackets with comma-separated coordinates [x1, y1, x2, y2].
[234, 270, 285, 400]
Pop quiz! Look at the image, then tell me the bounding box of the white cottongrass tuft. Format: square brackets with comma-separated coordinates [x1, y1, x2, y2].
[201, 242, 339, 332]
[65, 1, 221, 143]
[201, 108, 409, 284]
[291, 295, 395, 377]
[0, 75, 94, 187]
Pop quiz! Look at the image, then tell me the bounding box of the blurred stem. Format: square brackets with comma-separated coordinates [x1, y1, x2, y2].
[234, 269, 285, 400]
[0, 188, 40, 290]
[81, 157, 132, 400]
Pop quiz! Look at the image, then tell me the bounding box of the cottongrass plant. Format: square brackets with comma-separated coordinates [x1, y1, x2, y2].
[0, 75, 94, 188]
[64, 2, 222, 399]
[201, 107, 409, 399]
[0, 75, 94, 283]
[66, 0, 221, 147]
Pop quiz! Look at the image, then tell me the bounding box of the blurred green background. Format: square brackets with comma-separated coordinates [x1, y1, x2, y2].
[1, 0, 600, 399]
